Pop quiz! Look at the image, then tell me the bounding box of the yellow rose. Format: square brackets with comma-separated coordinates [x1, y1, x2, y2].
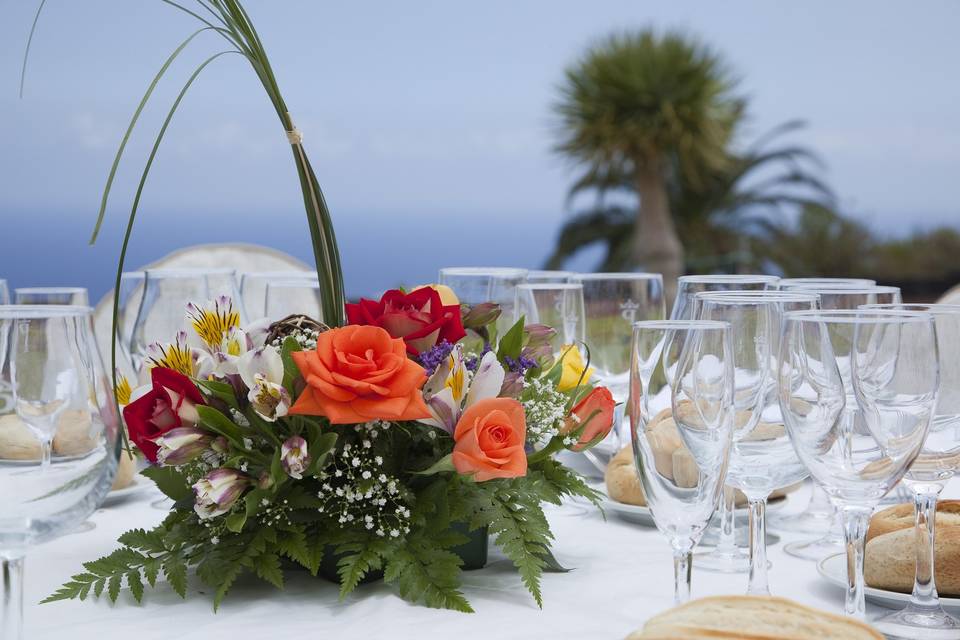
[557, 345, 594, 391]
[412, 284, 460, 306]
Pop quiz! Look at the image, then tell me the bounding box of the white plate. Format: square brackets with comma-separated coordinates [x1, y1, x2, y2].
[817, 553, 960, 611]
[101, 475, 153, 506]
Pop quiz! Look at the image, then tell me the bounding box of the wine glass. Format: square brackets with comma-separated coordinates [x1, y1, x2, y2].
[695, 290, 819, 594]
[0, 305, 121, 640]
[14, 287, 89, 305]
[525, 270, 574, 284]
[773, 285, 903, 559]
[670, 274, 780, 572]
[513, 283, 585, 346]
[629, 319, 734, 604]
[671, 275, 780, 321]
[779, 308, 938, 619]
[778, 277, 876, 288]
[264, 277, 323, 321]
[239, 270, 314, 320]
[438, 267, 528, 335]
[130, 269, 241, 371]
[861, 303, 960, 638]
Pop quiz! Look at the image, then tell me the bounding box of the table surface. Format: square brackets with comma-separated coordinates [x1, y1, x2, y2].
[23, 480, 917, 640]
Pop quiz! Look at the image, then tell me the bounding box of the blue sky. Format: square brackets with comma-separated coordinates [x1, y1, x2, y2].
[1, 1, 958, 301]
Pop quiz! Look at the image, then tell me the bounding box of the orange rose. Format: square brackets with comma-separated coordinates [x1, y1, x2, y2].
[563, 387, 615, 451]
[289, 325, 431, 424]
[452, 398, 527, 481]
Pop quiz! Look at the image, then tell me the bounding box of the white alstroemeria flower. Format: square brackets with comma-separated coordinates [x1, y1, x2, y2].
[193, 469, 248, 520]
[238, 346, 290, 422]
[185, 296, 242, 355]
[281, 436, 310, 479]
[153, 427, 211, 466]
[245, 317, 272, 348]
[145, 331, 214, 379]
[422, 346, 506, 433]
[210, 325, 252, 376]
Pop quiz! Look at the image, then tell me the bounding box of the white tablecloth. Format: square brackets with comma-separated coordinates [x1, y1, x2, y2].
[24, 481, 905, 640]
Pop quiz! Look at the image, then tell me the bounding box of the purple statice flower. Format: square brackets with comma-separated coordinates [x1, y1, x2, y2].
[465, 343, 493, 372]
[503, 355, 538, 375]
[417, 341, 454, 376]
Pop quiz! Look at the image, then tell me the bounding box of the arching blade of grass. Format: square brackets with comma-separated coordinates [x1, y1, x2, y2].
[18, 0, 47, 98]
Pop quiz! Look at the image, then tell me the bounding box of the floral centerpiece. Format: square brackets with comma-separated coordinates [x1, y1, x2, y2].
[48, 287, 612, 612]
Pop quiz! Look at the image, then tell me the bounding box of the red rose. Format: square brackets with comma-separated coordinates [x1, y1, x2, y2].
[346, 288, 466, 356]
[123, 367, 206, 463]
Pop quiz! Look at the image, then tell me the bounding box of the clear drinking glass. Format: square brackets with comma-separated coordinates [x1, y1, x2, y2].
[774, 284, 903, 558]
[862, 303, 960, 638]
[514, 283, 585, 346]
[671, 275, 780, 321]
[670, 274, 780, 572]
[239, 270, 315, 320]
[629, 319, 734, 604]
[264, 277, 323, 321]
[779, 309, 938, 619]
[14, 287, 89, 306]
[778, 277, 876, 288]
[525, 270, 574, 283]
[0, 305, 121, 640]
[117, 271, 146, 347]
[0, 280, 8, 305]
[695, 290, 818, 594]
[438, 267, 528, 335]
[131, 269, 241, 371]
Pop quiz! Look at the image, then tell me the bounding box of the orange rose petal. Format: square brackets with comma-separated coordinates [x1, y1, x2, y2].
[288, 387, 326, 415]
[306, 373, 357, 402]
[320, 399, 370, 424]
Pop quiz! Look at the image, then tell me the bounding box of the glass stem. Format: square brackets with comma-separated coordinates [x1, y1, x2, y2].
[808, 481, 834, 518]
[717, 485, 737, 554]
[673, 549, 692, 605]
[2, 556, 24, 640]
[747, 497, 770, 596]
[40, 435, 52, 471]
[910, 484, 944, 609]
[841, 506, 872, 620]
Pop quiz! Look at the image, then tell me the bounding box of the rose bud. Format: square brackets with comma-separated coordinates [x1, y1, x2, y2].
[499, 371, 525, 398]
[193, 469, 249, 520]
[258, 470, 274, 490]
[522, 343, 554, 370]
[211, 436, 230, 454]
[281, 435, 311, 480]
[561, 387, 616, 451]
[523, 323, 557, 350]
[152, 427, 211, 466]
[462, 302, 501, 329]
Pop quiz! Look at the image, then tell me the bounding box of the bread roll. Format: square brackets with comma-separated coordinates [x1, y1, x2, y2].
[867, 500, 960, 543]
[627, 595, 883, 639]
[53, 409, 97, 456]
[111, 449, 137, 491]
[0, 414, 42, 459]
[606, 445, 646, 505]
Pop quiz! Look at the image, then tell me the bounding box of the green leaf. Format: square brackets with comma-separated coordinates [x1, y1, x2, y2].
[281, 335, 302, 393]
[383, 546, 473, 613]
[538, 547, 571, 573]
[107, 573, 123, 603]
[336, 540, 386, 599]
[412, 453, 455, 476]
[163, 557, 188, 599]
[252, 552, 284, 589]
[307, 431, 337, 476]
[141, 465, 193, 502]
[126, 569, 145, 603]
[196, 405, 244, 446]
[195, 378, 240, 410]
[496, 317, 525, 362]
[225, 511, 247, 533]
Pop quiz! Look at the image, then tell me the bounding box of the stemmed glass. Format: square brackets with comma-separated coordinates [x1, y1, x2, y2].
[14, 287, 89, 306]
[264, 276, 323, 321]
[778, 277, 876, 288]
[514, 283, 585, 346]
[862, 303, 960, 639]
[629, 319, 734, 604]
[779, 308, 938, 619]
[525, 270, 574, 284]
[239, 270, 315, 320]
[671, 274, 780, 573]
[438, 267, 528, 336]
[695, 290, 818, 594]
[0, 305, 121, 640]
[773, 284, 903, 559]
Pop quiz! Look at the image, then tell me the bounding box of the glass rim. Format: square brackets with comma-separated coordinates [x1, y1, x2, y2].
[14, 286, 88, 295]
[526, 269, 574, 277]
[0, 304, 93, 318]
[633, 319, 730, 331]
[783, 308, 933, 324]
[515, 282, 583, 291]
[780, 284, 900, 295]
[265, 280, 321, 289]
[695, 290, 819, 302]
[678, 274, 780, 284]
[860, 303, 960, 314]
[438, 267, 529, 277]
[241, 270, 316, 279]
[570, 272, 663, 281]
[779, 277, 876, 285]
[145, 267, 237, 277]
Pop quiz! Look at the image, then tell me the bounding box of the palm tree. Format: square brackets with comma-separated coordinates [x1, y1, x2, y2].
[546, 120, 835, 274]
[553, 30, 743, 295]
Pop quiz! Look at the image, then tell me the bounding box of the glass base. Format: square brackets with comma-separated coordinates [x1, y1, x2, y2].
[873, 605, 960, 640]
[783, 534, 844, 561]
[63, 520, 96, 536]
[694, 546, 751, 573]
[768, 509, 834, 535]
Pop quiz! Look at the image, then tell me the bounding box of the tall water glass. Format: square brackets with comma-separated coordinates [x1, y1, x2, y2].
[525, 270, 574, 284]
[514, 283, 585, 346]
[778, 277, 876, 288]
[239, 270, 315, 320]
[862, 303, 960, 638]
[117, 271, 146, 347]
[438, 267, 528, 335]
[630, 320, 733, 604]
[264, 277, 323, 321]
[779, 309, 938, 619]
[671, 275, 780, 321]
[14, 287, 89, 306]
[696, 290, 818, 594]
[0, 305, 121, 640]
[0, 280, 8, 305]
[774, 285, 903, 558]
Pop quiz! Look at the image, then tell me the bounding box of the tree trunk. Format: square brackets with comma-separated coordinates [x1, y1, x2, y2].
[634, 167, 685, 309]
